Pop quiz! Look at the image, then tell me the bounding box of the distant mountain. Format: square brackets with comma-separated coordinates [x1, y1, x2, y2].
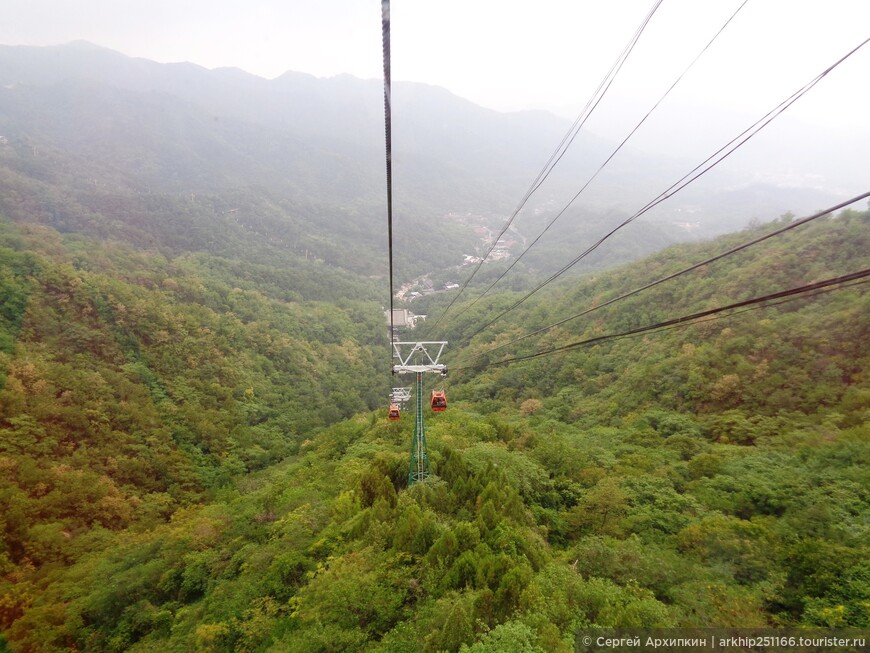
[0, 41, 597, 212]
[0, 42, 850, 284]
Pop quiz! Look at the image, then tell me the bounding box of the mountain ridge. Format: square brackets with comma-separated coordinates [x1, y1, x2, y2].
[0, 41, 847, 235]
[0, 41, 687, 285]
[0, 205, 866, 651]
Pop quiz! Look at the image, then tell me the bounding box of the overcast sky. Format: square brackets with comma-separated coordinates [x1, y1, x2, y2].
[2, 1, 867, 115]
[2, 0, 868, 177]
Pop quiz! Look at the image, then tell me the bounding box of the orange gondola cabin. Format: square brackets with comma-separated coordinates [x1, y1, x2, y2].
[388, 404, 401, 420]
[430, 390, 447, 412]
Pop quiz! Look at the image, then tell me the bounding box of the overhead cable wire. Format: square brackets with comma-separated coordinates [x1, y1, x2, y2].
[452, 189, 870, 365]
[452, 268, 870, 371]
[382, 0, 396, 351]
[457, 35, 870, 345]
[425, 0, 665, 336]
[528, 277, 870, 359]
[447, 0, 750, 325]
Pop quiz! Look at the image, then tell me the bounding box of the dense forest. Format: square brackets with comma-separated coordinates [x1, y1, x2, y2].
[1, 203, 867, 651]
[0, 40, 867, 653]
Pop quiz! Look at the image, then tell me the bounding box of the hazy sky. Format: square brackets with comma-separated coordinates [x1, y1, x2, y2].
[2, 0, 868, 169]
[2, 1, 867, 112]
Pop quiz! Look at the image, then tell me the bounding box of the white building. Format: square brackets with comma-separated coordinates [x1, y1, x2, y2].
[385, 308, 427, 329]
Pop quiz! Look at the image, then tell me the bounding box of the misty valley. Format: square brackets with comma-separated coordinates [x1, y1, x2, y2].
[0, 41, 868, 653]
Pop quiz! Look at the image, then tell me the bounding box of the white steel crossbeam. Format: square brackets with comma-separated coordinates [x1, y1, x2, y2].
[392, 341, 448, 375]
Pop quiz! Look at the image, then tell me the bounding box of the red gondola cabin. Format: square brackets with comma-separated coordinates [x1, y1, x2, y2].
[431, 390, 447, 412]
[388, 404, 401, 420]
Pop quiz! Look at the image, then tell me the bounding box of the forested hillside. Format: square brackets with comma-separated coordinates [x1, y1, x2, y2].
[0, 42, 847, 284]
[1, 205, 866, 651]
[0, 38, 867, 653]
[0, 214, 393, 643]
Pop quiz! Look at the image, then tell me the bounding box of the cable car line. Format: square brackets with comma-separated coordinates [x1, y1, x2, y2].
[377, 2, 865, 452]
[381, 0, 396, 351]
[380, 1, 449, 479]
[456, 35, 870, 344]
[441, 0, 750, 329]
[453, 35, 870, 346]
[452, 268, 870, 372]
[451, 189, 870, 366]
[381, 6, 864, 384]
[426, 0, 665, 335]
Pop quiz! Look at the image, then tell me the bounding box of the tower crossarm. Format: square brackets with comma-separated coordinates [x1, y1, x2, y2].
[392, 341, 448, 375]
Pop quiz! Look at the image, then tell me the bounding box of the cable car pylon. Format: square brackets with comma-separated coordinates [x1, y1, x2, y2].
[392, 341, 447, 485]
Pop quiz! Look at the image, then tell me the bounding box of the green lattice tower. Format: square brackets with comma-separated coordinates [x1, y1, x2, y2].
[408, 371, 430, 485]
[392, 342, 445, 485]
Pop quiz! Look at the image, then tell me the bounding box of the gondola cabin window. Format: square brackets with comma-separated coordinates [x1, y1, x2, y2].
[431, 390, 447, 412]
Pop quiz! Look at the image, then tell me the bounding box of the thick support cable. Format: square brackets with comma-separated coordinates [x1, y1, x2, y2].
[449, 0, 750, 322]
[426, 0, 665, 335]
[454, 268, 870, 371]
[454, 189, 870, 365]
[457, 36, 870, 345]
[382, 0, 396, 347]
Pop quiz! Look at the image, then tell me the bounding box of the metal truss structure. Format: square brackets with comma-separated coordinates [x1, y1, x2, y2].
[390, 387, 411, 405]
[391, 342, 447, 485]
